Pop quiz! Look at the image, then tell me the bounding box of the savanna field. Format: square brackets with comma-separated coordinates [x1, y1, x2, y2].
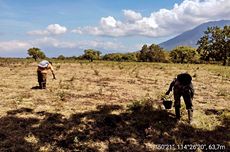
[0, 59, 229, 151]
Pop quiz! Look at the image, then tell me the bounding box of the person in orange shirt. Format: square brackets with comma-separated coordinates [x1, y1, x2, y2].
[37, 60, 56, 89]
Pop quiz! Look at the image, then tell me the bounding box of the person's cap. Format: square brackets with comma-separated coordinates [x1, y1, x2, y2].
[38, 60, 49, 68]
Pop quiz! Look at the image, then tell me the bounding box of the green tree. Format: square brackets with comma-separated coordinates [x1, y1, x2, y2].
[197, 26, 230, 65]
[139, 44, 166, 62]
[83, 49, 101, 62]
[149, 44, 166, 62]
[103, 53, 123, 61]
[57, 55, 65, 60]
[139, 44, 149, 61]
[27, 47, 46, 61]
[102, 52, 138, 62]
[122, 53, 138, 61]
[170, 46, 199, 63]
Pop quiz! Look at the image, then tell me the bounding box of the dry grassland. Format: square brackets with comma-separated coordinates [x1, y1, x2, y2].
[0, 60, 229, 151]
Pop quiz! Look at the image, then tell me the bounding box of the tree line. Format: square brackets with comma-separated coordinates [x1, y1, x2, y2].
[27, 25, 230, 65]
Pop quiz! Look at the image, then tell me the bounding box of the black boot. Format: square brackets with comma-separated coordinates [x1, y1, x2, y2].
[39, 82, 42, 89]
[41, 82, 46, 89]
[188, 109, 193, 124]
[175, 107, 181, 120]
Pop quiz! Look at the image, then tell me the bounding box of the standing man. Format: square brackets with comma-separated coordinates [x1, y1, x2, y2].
[165, 73, 194, 123]
[37, 60, 56, 89]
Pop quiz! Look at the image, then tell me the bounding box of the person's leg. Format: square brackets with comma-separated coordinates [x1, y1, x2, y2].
[187, 109, 193, 124]
[37, 71, 43, 89]
[174, 90, 181, 120]
[183, 90, 193, 123]
[41, 73, 47, 89]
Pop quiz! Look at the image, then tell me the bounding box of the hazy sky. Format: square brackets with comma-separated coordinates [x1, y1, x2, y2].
[0, 0, 229, 57]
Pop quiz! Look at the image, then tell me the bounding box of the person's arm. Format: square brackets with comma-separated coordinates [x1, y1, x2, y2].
[189, 83, 194, 99]
[49, 64, 56, 79]
[166, 78, 176, 95]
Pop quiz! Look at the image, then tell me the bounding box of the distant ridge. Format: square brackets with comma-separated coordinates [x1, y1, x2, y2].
[159, 20, 230, 50]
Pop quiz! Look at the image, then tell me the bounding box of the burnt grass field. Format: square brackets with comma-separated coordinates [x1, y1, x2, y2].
[0, 59, 229, 151]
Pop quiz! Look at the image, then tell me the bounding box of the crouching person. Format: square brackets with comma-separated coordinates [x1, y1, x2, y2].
[37, 60, 56, 89]
[165, 73, 194, 123]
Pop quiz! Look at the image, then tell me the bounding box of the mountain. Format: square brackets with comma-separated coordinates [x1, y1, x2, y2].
[159, 20, 230, 50]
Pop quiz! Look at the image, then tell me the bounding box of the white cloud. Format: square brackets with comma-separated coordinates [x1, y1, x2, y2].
[46, 24, 67, 35]
[73, 0, 230, 37]
[28, 24, 67, 36]
[27, 30, 49, 36]
[123, 9, 142, 22]
[101, 16, 117, 28]
[32, 37, 77, 48]
[0, 38, 126, 53]
[76, 40, 126, 51]
[0, 40, 32, 52]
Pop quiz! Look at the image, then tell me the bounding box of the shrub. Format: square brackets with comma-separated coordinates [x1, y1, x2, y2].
[170, 46, 200, 63]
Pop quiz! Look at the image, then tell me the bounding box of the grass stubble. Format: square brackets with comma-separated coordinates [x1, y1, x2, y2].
[0, 60, 229, 151]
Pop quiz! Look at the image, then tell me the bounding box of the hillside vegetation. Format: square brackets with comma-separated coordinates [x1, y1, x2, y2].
[0, 60, 229, 151]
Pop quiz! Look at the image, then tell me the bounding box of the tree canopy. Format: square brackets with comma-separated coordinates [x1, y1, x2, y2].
[170, 46, 199, 63]
[82, 49, 101, 62]
[197, 26, 230, 65]
[103, 53, 138, 62]
[139, 44, 166, 62]
[57, 55, 65, 60]
[27, 47, 46, 61]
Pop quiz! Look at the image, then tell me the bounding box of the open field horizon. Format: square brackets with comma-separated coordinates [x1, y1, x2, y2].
[0, 60, 229, 151]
